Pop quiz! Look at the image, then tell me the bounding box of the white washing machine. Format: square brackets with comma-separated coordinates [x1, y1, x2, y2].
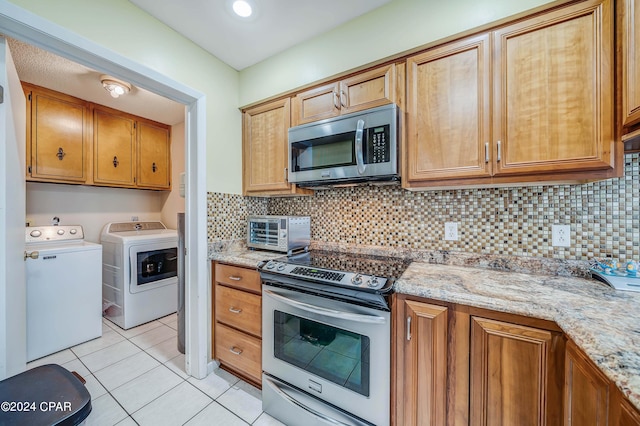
[101, 222, 178, 329]
[25, 225, 102, 362]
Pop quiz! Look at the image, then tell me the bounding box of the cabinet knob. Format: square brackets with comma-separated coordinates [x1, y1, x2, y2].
[152, 162, 157, 172]
[56, 147, 66, 161]
[113, 156, 119, 167]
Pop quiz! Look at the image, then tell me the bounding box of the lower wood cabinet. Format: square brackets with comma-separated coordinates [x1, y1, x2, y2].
[212, 262, 262, 386]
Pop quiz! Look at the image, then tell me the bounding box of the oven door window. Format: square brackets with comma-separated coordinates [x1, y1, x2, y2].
[273, 311, 370, 397]
[136, 248, 178, 285]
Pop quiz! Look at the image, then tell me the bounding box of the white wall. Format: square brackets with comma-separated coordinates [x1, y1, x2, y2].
[161, 121, 186, 229]
[8, 0, 242, 195]
[239, 0, 556, 106]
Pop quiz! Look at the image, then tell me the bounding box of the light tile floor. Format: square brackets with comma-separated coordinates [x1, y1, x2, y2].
[26, 314, 285, 426]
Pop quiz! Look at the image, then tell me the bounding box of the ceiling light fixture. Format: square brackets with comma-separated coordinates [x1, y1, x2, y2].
[232, 0, 253, 18]
[100, 75, 131, 98]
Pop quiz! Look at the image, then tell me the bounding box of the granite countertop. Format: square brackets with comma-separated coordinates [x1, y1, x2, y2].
[209, 246, 640, 410]
[395, 262, 640, 410]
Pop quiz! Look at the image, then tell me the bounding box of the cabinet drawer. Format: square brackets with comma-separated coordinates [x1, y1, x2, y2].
[215, 323, 261, 383]
[215, 264, 261, 293]
[215, 284, 261, 337]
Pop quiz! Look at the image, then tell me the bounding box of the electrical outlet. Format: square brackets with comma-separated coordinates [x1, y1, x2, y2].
[444, 222, 458, 241]
[552, 224, 571, 247]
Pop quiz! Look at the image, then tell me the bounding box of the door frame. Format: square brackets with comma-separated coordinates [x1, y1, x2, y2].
[0, 1, 211, 378]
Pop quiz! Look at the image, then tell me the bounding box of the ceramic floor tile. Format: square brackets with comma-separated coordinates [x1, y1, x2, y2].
[164, 319, 178, 330]
[158, 313, 177, 325]
[114, 417, 138, 426]
[184, 401, 248, 426]
[187, 368, 240, 400]
[129, 324, 176, 350]
[108, 319, 163, 339]
[93, 351, 160, 391]
[61, 358, 91, 379]
[80, 340, 141, 373]
[71, 329, 126, 358]
[165, 354, 189, 379]
[111, 365, 183, 414]
[217, 380, 263, 424]
[145, 336, 181, 363]
[83, 373, 107, 400]
[84, 394, 128, 426]
[132, 381, 212, 426]
[26, 349, 77, 369]
[253, 412, 287, 426]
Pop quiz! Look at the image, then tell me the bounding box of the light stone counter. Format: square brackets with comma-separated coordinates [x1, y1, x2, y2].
[395, 262, 640, 411]
[209, 248, 282, 269]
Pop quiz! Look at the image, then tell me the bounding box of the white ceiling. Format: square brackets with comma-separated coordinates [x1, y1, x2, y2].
[6, 38, 185, 126]
[129, 0, 392, 70]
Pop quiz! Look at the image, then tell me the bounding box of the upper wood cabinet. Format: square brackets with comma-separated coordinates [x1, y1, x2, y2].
[242, 97, 311, 196]
[137, 120, 171, 189]
[292, 64, 396, 126]
[493, 0, 614, 177]
[621, 0, 640, 127]
[404, 0, 616, 188]
[93, 106, 136, 187]
[24, 84, 90, 183]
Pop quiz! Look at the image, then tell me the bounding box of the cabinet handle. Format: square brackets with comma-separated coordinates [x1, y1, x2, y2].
[485, 142, 489, 163]
[340, 90, 347, 108]
[406, 316, 412, 341]
[333, 91, 340, 110]
[152, 162, 157, 172]
[229, 307, 242, 314]
[497, 141, 502, 162]
[284, 167, 288, 182]
[229, 276, 242, 281]
[229, 347, 243, 355]
[56, 147, 66, 161]
[113, 156, 119, 167]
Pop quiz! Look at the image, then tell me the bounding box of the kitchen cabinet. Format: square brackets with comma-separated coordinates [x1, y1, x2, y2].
[564, 339, 611, 425]
[93, 105, 136, 187]
[242, 98, 311, 197]
[621, 0, 640, 127]
[291, 63, 396, 126]
[404, 0, 618, 189]
[212, 262, 262, 386]
[136, 120, 171, 189]
[24, 84, 90, 183]
[615, 396, 640, 426]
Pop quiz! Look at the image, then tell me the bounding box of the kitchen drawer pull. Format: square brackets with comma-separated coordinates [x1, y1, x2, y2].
[56, 147, 66, 161]
[228, 307, 242, 314]
[228, 275, 242, 281]
[229, 347, 243, 355]
[407, 316, 412, 341]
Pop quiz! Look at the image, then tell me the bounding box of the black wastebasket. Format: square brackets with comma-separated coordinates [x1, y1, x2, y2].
[0, 364, 91, 426]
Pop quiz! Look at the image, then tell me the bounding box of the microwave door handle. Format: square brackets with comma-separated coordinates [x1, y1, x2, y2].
[263, 288, 386, 324]
[355, 119, 366, 174]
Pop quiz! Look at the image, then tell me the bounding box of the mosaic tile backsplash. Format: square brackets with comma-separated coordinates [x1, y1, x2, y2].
[208, 153, 640, 262]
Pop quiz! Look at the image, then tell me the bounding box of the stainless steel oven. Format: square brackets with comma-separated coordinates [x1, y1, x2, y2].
[260, 251, 410, 426]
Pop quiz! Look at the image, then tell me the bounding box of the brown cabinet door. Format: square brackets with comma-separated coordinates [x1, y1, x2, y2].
[215, 284, 261, 338]
[622, 0, 640, 126]
[243, 98, 293, 194]
[564, 340, 610, 426]
[29, 88, 89, 182]
[137, 120, 171, 189]
[397, 299, 448, 426]
[492, 0, 614, 176]
[339, 64, 395, 115]
[405, 34, 491, 184]
[470, 317, 557, 426]
[618, 398, 640, 426]
[93, 106, 135, 186]
[292, 82, 340, 126]
[215, 323, 262, 384]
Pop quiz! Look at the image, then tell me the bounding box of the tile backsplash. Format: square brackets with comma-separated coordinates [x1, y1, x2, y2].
[208, 153, 640, 262]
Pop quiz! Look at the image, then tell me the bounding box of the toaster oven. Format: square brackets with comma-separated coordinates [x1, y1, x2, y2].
[247, 216, 310, 254]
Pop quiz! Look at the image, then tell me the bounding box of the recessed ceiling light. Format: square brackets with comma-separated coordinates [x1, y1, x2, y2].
[232, 0, 252, 17]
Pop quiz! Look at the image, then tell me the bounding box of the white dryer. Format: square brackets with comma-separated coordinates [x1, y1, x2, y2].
[101, 222, 178, 329]
[25, 225, 102, 362]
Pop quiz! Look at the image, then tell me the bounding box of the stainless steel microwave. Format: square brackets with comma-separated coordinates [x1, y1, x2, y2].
[288, 104, 399, 187]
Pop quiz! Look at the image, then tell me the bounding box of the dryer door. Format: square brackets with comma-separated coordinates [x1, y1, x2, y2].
[129, 241, 178, 294]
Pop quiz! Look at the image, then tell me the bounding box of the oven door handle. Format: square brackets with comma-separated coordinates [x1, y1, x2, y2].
[263, 288, 386, 324]
[263, 375, 354, 426]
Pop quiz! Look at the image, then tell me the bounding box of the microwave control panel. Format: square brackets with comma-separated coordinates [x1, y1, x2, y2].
[366, 125, 390, 164]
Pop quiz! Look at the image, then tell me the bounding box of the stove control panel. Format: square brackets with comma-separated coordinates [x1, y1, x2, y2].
[25, 226, 85, 243]
[262, 260, 388, 291]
